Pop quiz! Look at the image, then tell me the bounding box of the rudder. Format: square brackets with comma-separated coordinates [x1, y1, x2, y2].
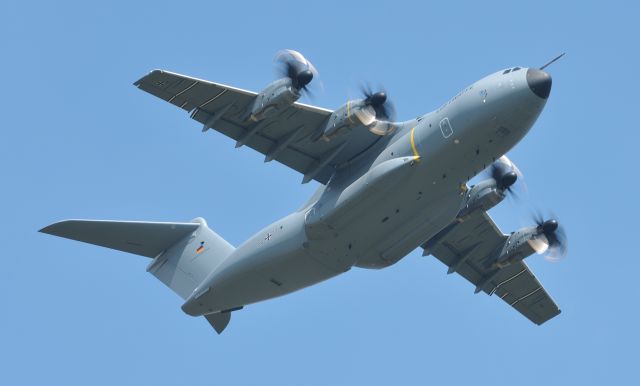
[145, 217, 235, 299]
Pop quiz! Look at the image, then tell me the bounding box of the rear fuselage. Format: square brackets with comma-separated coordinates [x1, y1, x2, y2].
[182, 67, 550, 316]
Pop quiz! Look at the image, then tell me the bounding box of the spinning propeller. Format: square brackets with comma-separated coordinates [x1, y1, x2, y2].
[356, 84, 397, 135]
[483, 156, 526, 200]
[275, 49, 319, 96]
[529, 211, 568, 261]
[482, 158, 567, 262]
[361, 84, 396, 122]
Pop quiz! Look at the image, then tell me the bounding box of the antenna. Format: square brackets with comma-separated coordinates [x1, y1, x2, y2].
[539, 53, 566, 70]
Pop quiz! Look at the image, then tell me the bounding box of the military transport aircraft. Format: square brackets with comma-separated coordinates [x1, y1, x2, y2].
[41, 50, 567, 334]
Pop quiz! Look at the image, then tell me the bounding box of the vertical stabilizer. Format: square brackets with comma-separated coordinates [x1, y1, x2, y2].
[41, 217, 237, 333]
[145, 217, 235, 300]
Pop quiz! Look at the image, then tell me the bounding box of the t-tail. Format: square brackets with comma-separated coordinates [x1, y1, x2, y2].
[39, 217, 236, 334]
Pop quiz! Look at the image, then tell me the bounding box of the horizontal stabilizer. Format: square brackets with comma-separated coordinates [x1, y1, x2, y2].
[205, 312, 231, 334]
[39, 220, 199, 258]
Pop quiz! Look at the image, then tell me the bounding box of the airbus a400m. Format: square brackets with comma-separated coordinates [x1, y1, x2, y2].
[41, 50, 567, 333]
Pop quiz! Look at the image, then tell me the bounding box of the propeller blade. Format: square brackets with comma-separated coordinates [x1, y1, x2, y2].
[530, 211, 568, 261]
[354, 105, 377, 126]
[531, 209, 545, 227]
[368, 121, 397, 136]
[274, 49, 319, 94]
[545, 222, 568, 262]
[360, 83, 396, 122]
[528, 234, 550, 255]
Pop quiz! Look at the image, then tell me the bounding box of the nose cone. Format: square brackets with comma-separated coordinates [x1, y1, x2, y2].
[527, 68, 552, 99]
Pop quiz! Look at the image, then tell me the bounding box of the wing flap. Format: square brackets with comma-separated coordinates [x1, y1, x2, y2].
[492, 263, 561, 325]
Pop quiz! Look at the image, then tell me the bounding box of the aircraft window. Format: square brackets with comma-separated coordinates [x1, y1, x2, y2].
[512, 67, 521, 72]
[503, 69, 511, 74]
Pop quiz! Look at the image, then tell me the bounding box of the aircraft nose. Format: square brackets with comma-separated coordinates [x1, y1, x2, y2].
[526, 68, 552, 99]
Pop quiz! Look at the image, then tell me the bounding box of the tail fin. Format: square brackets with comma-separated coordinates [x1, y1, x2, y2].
[40, 217, 234, 299]
[40, 217, 237, 333]
[144, 217, 234, 300]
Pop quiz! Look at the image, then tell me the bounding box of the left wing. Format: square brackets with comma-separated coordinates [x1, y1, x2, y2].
[134, 70, 378, 184]
[423, 210, 561, 325]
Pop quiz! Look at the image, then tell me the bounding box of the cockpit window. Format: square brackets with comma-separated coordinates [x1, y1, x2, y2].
[503, 69, 511, 74]
[512, 67, 521, 72]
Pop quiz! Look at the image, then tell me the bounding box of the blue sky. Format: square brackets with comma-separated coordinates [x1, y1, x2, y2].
[1, 1, 638, 385]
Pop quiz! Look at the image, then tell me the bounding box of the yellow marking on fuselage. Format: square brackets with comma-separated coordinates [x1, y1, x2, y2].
[410, 127, 421, 161]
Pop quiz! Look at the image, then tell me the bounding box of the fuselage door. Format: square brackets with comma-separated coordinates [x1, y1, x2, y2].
[440, 117, 453, 138]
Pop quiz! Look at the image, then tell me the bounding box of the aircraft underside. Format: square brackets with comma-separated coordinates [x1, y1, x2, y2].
[41, 50, 566, 333]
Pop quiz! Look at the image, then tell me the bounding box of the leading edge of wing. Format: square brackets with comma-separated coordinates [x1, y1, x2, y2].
[133, 69, 334, 116]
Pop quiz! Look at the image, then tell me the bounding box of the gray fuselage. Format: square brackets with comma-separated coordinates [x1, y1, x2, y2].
[182, 67, 549, 316]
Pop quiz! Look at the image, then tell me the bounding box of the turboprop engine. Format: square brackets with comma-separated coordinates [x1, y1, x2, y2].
[247, 49, 317, 122]
[317, 87, 396, 141]
[493, 218, 567, 268]
[457, 156, 520, 219]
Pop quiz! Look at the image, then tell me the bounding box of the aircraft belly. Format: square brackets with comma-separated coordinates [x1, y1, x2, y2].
[193, 249, 338, 313]
[353, 182, 462, 268]
[305, 156, 419, 238]
[181, 212, 341, 315]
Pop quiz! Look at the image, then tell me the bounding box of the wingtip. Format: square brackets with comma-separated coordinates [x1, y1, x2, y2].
[39, 220, 71, 235]
[133, 69, 165, 87]
[38, 219, 97, 236]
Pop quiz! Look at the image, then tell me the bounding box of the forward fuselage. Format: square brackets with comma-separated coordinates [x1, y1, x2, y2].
[182, 67, 550, 316]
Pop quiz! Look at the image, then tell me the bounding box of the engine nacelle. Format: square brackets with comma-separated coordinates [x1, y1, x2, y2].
[248, 79, 300, 122]
[457, 156, 519, 219]
[458, 179, 506, 219]
[317, 100, 377, 141]
[491, 228, 540, 268]
[494, 222, 560, 267]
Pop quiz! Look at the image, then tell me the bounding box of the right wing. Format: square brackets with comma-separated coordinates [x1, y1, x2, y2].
[423, 210, 561, 325]
[134, 70, 381, 184]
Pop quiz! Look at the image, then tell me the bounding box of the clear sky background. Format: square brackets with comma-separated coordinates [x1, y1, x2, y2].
[1, 1, 638, 385]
